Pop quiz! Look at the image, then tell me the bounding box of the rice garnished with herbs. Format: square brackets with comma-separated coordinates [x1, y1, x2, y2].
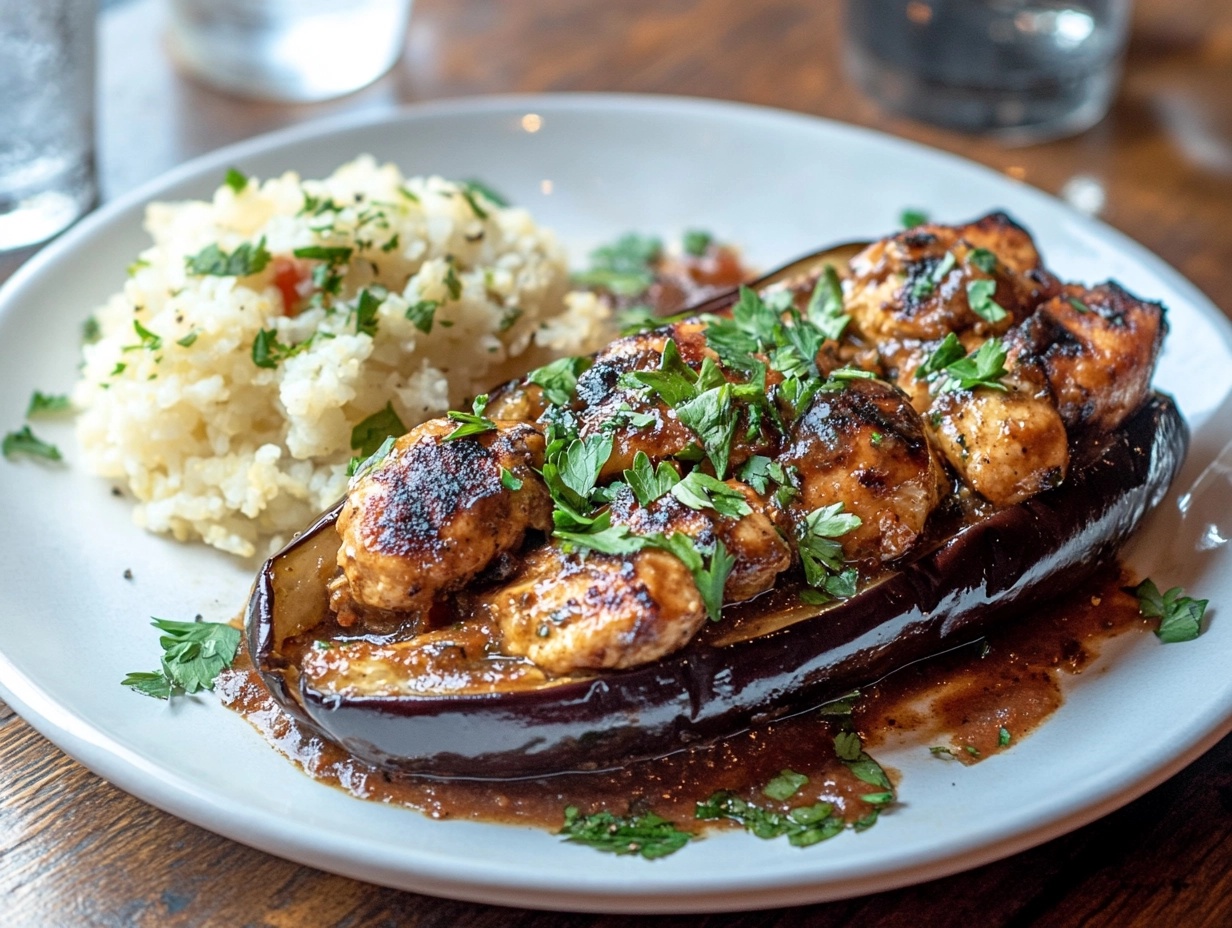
[74, 157, 607, 557]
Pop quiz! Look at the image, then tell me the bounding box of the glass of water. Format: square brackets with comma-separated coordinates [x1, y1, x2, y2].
[166, 0, 415, 103]
[0, 0, 97, 252]
[844, 0, 1133, 142]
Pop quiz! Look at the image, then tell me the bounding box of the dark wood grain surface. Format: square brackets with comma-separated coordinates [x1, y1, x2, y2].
[3, 1, 1231, 924]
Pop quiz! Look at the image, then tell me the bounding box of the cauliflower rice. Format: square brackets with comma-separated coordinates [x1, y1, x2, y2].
[74, 157, 608, 557]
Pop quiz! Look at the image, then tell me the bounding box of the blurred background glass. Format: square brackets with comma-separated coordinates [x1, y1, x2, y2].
[0, 0, 97, 251]
[166, 0, 414, 102]
[845, 0, 1133, 142]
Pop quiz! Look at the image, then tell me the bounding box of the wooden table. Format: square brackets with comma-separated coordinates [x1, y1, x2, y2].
[3, 1, 1230, 924]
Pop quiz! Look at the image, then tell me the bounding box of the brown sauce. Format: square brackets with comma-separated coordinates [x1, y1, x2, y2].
[218, 562, 1152, 833]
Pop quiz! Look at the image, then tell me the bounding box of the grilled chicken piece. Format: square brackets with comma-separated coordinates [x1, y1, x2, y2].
[1009, 282, 1167, 434]
[469, 545, 705, 674]
[778, 377, 947, 563]
[846, 213, 1060, 410]
[609, 482, 792, 603]
[574, 321, 776, 478]
[336, 419, 552, 617]
[926, 364, 1070, 507]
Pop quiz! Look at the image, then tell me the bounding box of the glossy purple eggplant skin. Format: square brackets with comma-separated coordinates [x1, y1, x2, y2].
[247, 393, 1187, 779]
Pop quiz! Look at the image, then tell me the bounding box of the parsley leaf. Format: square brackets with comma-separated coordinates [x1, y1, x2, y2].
[500, 467, 524, 491]
[696, 792, 845, 847]
[250, 329, 332, 368]
[624, 451, 681, 506]
[351, 402, 406, 456]
[405, 299, 440, 333]
[122, 617, 241, 699]
[27, 391, 71, 417]
[968, 248, 998, 273]
[738, 455, 774, 494]
[353, 288, 381, 338]
[796, 503, 862, 592]
[915, 333, 1009, 393]
[445, 394, 496, 441]
[966, 278, 1008, 323]
[670, 471, 752, 518]
[763, 769, 809, 801]
[558, 433, 614, 501]
[675, 384, 738, 479]
[1134, 578, 1207, 643]
[223, 167, 248, 193]
[186, 237, 272, 277]
[2, 426, 62, 462]
[574, 233, 662, 296]
[293, 245, 354, 263]
[527, 355, 591, 407]
[346, 434, 397, 482]
[127, 319, 162, 352]
[459, 187, 490, 220]
[999, 727, 1012, 747]
[900, 208, 929, 228]
[806, 265, 849, 341]
[461, 178, 510, 208]
[682, 229, 713, 257]
[560, 806, 691, 860]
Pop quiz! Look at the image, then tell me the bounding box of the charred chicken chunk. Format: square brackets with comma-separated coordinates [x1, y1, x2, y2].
[778, 377, 946, 563]
[336, 419, 551, 618]
[468, 544, 705, 674]
[573, 321, 776, 478]
[926, 365, 1069, 507]
[609, 481, 792, 603]
[1009, 282, 1167, 434]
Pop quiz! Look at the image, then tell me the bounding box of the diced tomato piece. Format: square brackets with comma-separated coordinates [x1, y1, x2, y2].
[272, 257, 311, 316]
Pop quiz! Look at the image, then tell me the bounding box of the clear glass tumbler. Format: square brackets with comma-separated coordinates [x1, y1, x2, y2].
[845, 0, 1133, 142]
[166, 0, 414, 103]
[0, 0, 97, 251]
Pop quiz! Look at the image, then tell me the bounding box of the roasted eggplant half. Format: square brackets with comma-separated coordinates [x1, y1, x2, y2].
[247, 219, 1186, 779]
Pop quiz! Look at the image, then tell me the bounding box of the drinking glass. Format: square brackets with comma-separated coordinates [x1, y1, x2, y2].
[845, 0, 1133, 142]
[166, 0, 415, 103]
[0, 0, 97, 252]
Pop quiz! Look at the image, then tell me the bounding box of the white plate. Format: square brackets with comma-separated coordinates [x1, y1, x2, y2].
[1, 95, 1230, 914]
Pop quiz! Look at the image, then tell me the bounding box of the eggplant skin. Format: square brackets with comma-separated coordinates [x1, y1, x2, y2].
[248, 394, 1187, 778]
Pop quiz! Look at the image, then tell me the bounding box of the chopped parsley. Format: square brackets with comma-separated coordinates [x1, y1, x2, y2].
[223, 167, 249, 193]
[500, 467, 524, 491]
[1068, 296, 1091, 314]
[445, 394, 496, 441]
[682, 229, 713, 257]
[915, 333, 1009, 394]
[669, 470, 752, 518]
[126, 319, 162, 352]
[26, 391, 71, 417]
[82, 316, 101, 343]
[185, 237, 271, 277]
[999, 727, 1012, 747]
[461, 178, 510, 208]
[346, 435, 397, 482]
[573, 233, 662, 296]
[527, 355, 591, 406]
[796, 504, 861, 600]
[696, 793, 845, 847]
[806, 265, 850, 341]
[122, 617, 241, 699]
[443, 261, 463, 300]
[910, 251, 956, 301]
[175, 330, 199, 348]
[1134, 578, 1207, 643]
[966, 278, 1008, 323]
[405, 299, 440, 333]
[2, 426, 62, 462]
[900, 208, 930, 229]
[293, 245, 354, 263]
[250, 328, 330, 369]
[559, 806, 691, 859]
[762, 769, 809, 801]
[351, 402, 406, 457]
[624, 451, 681, 507]
[969, 248, 998, 273]
[353, 289, 382, 338]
